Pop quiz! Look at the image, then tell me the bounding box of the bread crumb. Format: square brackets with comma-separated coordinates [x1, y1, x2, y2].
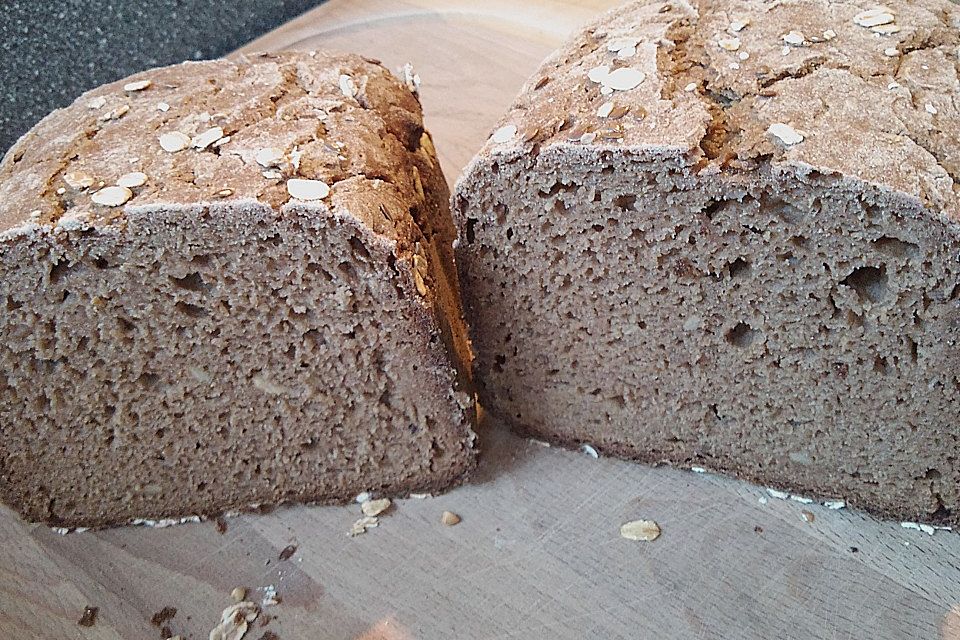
[620, 519, 661, 541]
[123, 79, 152, 92]
[286, 178, 330, 201]
[690, 466, 707, 473]
[231, 587, 247, 602]
[401, 63, 421, 97]
[767, 123, 804, 145]
[90, 186, 132, 207]
[361, 498, 391, 517]
[78, 606, 99, 627]
[209, 602, 259, 640]
[349, 515, 379, 536]
[159, 131, 191, 153]
[800, 510, 815, 523]
[278, 544, 297, 561]
[355, 491, 372, 503]
[441, 510, 461, 526]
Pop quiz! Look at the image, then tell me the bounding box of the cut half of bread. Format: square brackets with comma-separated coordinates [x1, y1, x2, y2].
[0, 52, 476, 528]
[454, 0, 960, 524]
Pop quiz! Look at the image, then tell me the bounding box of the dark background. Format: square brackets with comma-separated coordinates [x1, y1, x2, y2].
[0, 0, 324, 154]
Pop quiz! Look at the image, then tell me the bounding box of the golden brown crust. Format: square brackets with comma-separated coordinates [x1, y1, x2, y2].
[459, 0, 959, 220]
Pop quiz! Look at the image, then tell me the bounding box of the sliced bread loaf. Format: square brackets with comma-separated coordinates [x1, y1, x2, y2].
[454, 0, 960, 523]
[0, 52, 476, 528]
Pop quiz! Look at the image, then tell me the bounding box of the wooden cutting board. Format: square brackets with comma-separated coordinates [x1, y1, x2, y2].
[3, 2, 960, 639]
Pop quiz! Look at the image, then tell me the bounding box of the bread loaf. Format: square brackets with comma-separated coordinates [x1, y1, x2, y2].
[454, 0, 960, 523]
[0, 52, 476, 528]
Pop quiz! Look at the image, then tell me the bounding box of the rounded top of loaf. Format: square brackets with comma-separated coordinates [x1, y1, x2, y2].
[462, 0, 959, 220]
[0, 51, 437, 240]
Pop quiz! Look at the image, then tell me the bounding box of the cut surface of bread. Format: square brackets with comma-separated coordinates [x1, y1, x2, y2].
[454, 0, 960, 524]
[0, 52, 476, 528]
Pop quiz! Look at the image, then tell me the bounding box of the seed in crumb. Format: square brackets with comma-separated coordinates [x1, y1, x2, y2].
[620, 519, 661, 541]
[90, 186, 132, 207]
[684, 82, 698, 92]
[822, 29, 837, 40]
[441, 511, 461, 526]
[123, 79, 152, 92]
[64, 171, 95, 189]
[231, 587, 247, 602]
[729, 18, 750, 32]
[361, 498, 391, 517]
[157, 102, 170, 112]
[782, 31, 806, 46]
[925, 103, 938, 115]
[414, 270, 428, 295]
[256, 147, 285, 167]
[117, 172, 147, 188]
[767, 122, 804, 145]
[56, 187, 66, 195]
[286, 178, 330, 201]
[87, 96, 107, 110]
[339, 74, 356, 98]
[212, 136, 231, 148]
[854, 8, 895, 28]
[884, 47, 898, 56]
[159, 131, 191, 152]
[491, 124, 518, 144]
[215, 188, 234, 198]
[192, 126, 224, 150]
[717, 37, 741, 51]
[587, 65, 610, 83]
[738, 51, 749, 60]
[871, 23, 901, 34]
[597, 102, 615, 118]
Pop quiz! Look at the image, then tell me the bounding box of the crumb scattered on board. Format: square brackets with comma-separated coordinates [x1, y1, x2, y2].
[360, 498, 391, 517]
[209, 602, 260, 640]
[278, 544, 297, 561]
[231, 587, 247, 603]
[151, 606, 177, 627]
[78, 606, 99, 627]
[620, 519, 661, 542]
[441, 511, 461, 526]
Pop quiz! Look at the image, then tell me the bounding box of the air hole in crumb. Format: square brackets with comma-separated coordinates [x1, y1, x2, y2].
[348, 236, 371, 261]
[592, 224, 604, 232]
[613, 194, 637, 211]
[264, 234, 282, 246]
[138, 372, 160, 388]
[117, 317, 136, 333]
[703, 200, 723, 220]
[789, 235, 808, 248]
[924, 468, 942, 480]
[49, 261, 71, 285]
[465, 218, 477, 244]
[506, 228, 514, 240]
[774, 200, 805, 224]
[190, 254, 212, 266]
[494, 354, 506, 372]
[169, 272, 208, 292]
[907, 336, 919, 363]
[93, 257, 115, 269]
[725, 322, 757, 347]
[872, 236, 918, 258]
[175, 301, 207, 318]
[841, 266, 888, 303]
[5, 295, 21, 311]
[727, 257, 751, 279]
